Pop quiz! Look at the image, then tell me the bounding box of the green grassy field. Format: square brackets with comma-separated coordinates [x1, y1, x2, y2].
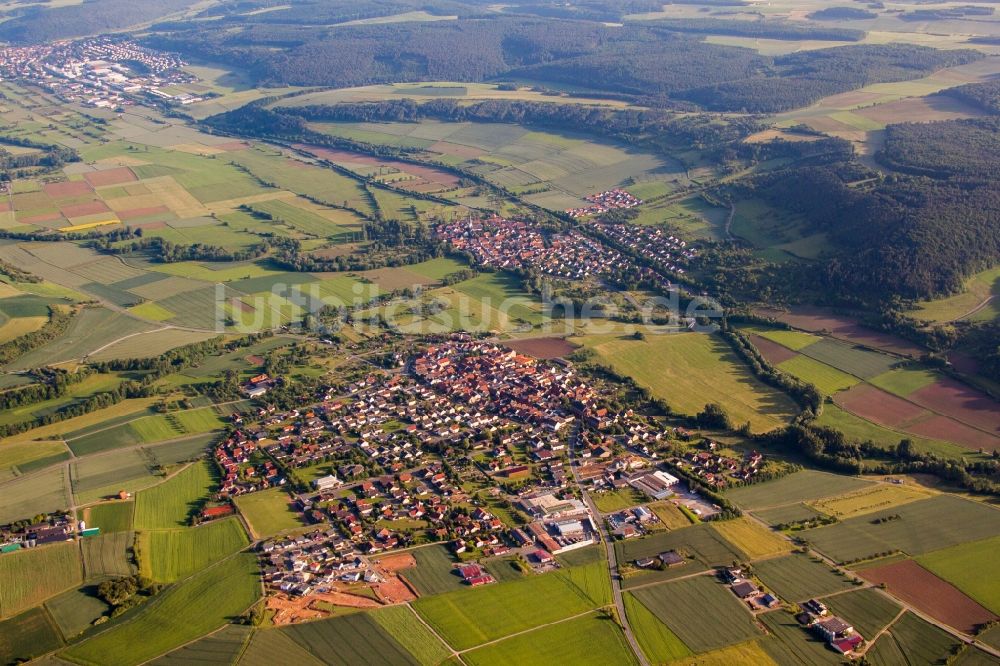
[0, 438, 68, 481]
[402, 544, 465, 596]
[413, 570, 602, 650]
[740, 326, 821, 351]
[632, 576, 762, 653]
[128, 408, 225, 444]
[814, 404, 971, 461]
[61, 553, 260, 666]
[593, 487, 646, 513]
[133, 460, 216, 530]
[869, 366, 940, 397]
[571, 330, 797, 433]
[797, 338, 899, 380]
[752, 503, 823, 527]
[282, 612, 418, 666]
[724, 470, 873, 511]
[617, 523, 742, 571]
[800, 495, 1000, 563]
[624, 592, 692, 664]
[913, 265, 1000, 323]
[138, 518, 249, 583]
[866, 612, 959, 666]
[45, 585, 111, 640]
[370, 605, 453, 666]
[81, 531, 135, 581]
[234, 488, 306, 539]
[824, 588, 901, 639]
[0, 541, 82, 618]
[463, 612, 637, 666]
[238, 627, 326, 666]
[917, 536, 1000, 614]
[752, 554, 855, 603]
[776, 355, 861, 395]
[0, 607, 64, 664]
[81, 503, 132, 534]
[149, 624, 252, 665]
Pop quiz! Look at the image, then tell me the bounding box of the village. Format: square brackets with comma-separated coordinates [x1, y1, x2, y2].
[566, 188, 644, 218]
[0, 36, 200, 109]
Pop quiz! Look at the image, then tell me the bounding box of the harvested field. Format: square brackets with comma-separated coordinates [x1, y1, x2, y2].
[808, 483, 934, 519]
[748, 334, 798, 364]
[711, 517, 792, 560]
[908, 377, 1000, 435]
[43, 181, 93, 198]
[45, 585, 110, 639]
[84, 167, 136, 187]
[855, 95, 985, 126]
[860, 560, 997, 634]
[757, 307, 922, 356]
[60, 201, 110, 218]
[834, 384, 927, 428]
[505, 336, 576, 359]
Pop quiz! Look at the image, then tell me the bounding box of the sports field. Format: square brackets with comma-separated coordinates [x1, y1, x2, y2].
[631, 576, 761, 653]
[0, 541, 82, 618]
[570, 330, 797, 432]
[463, 612, 637, 666]
[133, 460, 216, 530]
[138, 518, 249, 582]
[63, 553, 260, 665]
[234, 488, 306, 538]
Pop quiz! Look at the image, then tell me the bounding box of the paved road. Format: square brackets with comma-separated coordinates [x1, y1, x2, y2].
[568, 426, 650, 666]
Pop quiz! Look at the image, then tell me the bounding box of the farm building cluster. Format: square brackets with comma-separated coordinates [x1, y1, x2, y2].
[799, 598, 866, 655]
[0, 513, 77, 554]
[0, 37, 199, 108]
[566, 188, 643, 218]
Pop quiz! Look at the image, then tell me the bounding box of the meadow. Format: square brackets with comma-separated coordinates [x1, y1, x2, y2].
[912, 265, 1000, 323]
[45, 585, 111, 640]
[724, 470, 872, 511]
[0, 541, 82, 618]
[0, 607, 64, 664]
[800, 495, 1000, 563]
[370, 605, 454, 666]
[631, 576, 762, 653]
[133, 460, 216, 530]
[462, 612, 637, 666]
[570, 330, 798, 433]
[752, 554, 855, 603]
[61, 552, 261, 666]
[753, 503, 823, 527]
[402, 544, 465, 596]
[234, 488, 306, 539]
[137, 518, 249, 583]
[797, 338, 899, 380]
[623, 593, 692, 664]
[776, 355, 860, 395]
[0, 438, 68, 482]
[412, 570, 601, 650]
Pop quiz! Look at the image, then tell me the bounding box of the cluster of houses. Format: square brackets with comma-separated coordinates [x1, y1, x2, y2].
[676, 443, 765, 489]
[635, 549, 686, 570]
[0, 37, 198, 109]
[608, 505, 659, 539]
[722, 567, 780, 610]
[260, 529, 375, 597]
[434, 216, 633, 281]
[0, 514, 76, 554]
[798, 599, 865, 655]
[594, 223, 696, 276]
[566, 189, 643, 218]
[215, 432, 285, 496]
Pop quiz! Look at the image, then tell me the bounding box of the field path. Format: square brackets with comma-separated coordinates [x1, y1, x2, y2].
[83, 325, 172, 360]
[406, 602, 460, 658]
[952, 295, 996, 322]
[859, 608, 906, 657]
[454, 609, 599, 655]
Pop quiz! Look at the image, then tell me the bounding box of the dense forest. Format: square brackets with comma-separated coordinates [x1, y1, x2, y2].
[0, 0, 201, 44]
[940, 79, 1000, 115]
[143, 13, 977, 113]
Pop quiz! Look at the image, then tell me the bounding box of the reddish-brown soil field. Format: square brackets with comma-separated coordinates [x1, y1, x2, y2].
[757, 307, 923, 356]
[0, 201, 10, 212]
[506, 337, 577, 359]
[245, 354, 265, 366]
[860, 560, 998, 634]
[13, 191, 52, 210]
[835, 384, 928, 428]
[429, 140, 485, 158]
[60, 201, 111, 218]
[906, 415, 1000, 452]
[18, 212, 63, 224]
[374, 552, 417, 572]
[118, 205, 171, 221]
[909, 378, 1000, 435]
[748, 334, 799, 365]
[84, 167, 137, 187]
[947, 352, 980, 376]
[42, 180, 93, 198]
[128, 220, 167, 230]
